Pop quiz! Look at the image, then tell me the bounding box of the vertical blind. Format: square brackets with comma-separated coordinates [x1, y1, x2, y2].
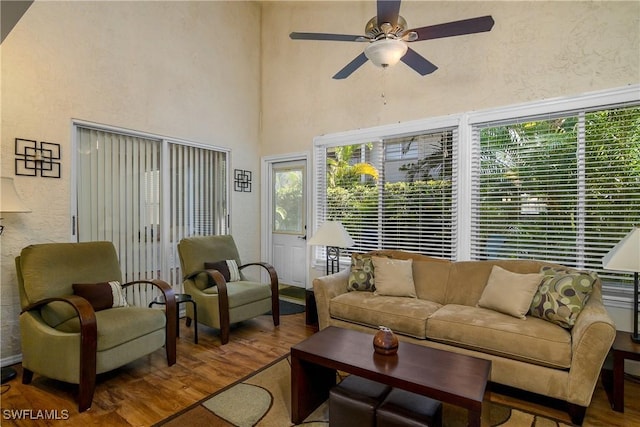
[315, 128, 458, 260]
[470, 103, 640, 284]
[77, 128, 162, 285]
[167, 143, 228, 286]
[76, 126, 228, 294]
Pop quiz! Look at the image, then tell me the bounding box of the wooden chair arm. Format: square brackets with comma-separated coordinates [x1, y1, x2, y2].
[185, 269, 230, 344]
[124, 279, 176, 365]
[124, 279, 176, 303]
[203, 270, 230, 341]
[239, 262, 279, 288]
[239, 262, 279, 325]
[21, 295, 97, 410]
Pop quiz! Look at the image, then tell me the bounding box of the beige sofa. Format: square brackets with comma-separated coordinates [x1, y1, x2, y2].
[313, 250, 616, 425]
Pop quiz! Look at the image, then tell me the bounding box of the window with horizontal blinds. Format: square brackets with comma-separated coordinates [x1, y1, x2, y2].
[76, 125, 228, 292]
[470, 104, 640, 284]
[315, 128, 457, 259]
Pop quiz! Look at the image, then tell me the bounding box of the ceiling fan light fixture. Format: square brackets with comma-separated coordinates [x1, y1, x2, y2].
[364, 38, 408, 68]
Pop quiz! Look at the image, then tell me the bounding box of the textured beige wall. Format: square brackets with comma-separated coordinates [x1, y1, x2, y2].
[260, 1, 640, 156]
[1, 1, 261, 361]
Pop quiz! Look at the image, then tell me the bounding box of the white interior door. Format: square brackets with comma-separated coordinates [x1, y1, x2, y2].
[271, 160, 307, 288]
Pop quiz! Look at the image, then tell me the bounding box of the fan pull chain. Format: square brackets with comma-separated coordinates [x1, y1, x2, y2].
[381, 68, 387, 106]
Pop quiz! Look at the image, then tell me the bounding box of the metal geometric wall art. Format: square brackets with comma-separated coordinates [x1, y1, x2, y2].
[234, 169, 252, 192]
[15, 138, 61, 178]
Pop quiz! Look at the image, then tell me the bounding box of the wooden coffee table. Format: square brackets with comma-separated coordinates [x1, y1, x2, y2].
[291, 326, 491, 427]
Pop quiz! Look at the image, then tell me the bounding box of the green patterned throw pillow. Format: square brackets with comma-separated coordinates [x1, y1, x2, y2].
[347, 253, 375, 292]
[529, 266, 597, 329]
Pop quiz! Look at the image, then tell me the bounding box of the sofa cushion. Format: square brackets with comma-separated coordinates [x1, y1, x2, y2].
[412, 259, 451, 305]
[477, 266, 543, 319]
[55, 306, 166, 351]
[372, 257, 416, 298]
[203, 280, 271, 308]
[330, 292, 441, 339]
[529, 267, 597, 329]
[444, 260, 548, 306]
[427, 304, 572, 369]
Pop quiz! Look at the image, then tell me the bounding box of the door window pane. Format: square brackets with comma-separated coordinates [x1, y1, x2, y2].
[273, 168, 303, 233]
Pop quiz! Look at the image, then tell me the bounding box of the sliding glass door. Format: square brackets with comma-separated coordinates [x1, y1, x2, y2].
[75, 124, 228, 289]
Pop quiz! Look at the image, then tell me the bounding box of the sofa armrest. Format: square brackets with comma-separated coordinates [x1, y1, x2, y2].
[313, 269, 350, 330]
[567, 285, 616, 407]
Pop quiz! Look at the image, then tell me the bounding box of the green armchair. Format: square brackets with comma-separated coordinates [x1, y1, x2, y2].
[177, 235, 279, 344]
[15, 241, 176, 412]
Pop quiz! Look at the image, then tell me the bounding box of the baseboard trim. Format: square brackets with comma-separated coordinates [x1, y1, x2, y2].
[2, 353, 22, 368]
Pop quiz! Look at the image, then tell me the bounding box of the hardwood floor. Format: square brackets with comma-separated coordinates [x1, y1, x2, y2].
[1, 312, 639, 426]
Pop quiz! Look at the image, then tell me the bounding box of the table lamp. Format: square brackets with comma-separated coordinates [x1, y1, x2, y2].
[603, 227, 640, 343]
[308, 221, 354, 274]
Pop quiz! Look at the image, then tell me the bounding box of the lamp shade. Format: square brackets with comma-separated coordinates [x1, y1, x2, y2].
[602, 227, 640, 272]
[1, 177, 31, 213]
[364, 39, 408, 68]
[307, 221, 354, 248]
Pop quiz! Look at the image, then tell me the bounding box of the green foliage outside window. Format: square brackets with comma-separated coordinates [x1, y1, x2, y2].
[325, 142, 453, 255]
[477, 106, 640, 270]
[274, 169, 303, 233]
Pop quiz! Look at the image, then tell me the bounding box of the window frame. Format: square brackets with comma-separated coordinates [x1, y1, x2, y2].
[313, 84, 640, 306]
[313, 115, 461, 269]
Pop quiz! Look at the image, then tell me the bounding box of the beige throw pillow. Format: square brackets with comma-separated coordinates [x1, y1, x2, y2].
[477, 265, 543, 319]
[372, 256, 416, 298]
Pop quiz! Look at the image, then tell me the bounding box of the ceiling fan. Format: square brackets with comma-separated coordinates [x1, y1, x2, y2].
[289, 0, 494, 79]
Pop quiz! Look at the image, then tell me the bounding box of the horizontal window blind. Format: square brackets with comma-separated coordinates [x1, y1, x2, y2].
[380, 131, 456, 257]
[470, 103, 640, 284]
[315, 129, 457, 260]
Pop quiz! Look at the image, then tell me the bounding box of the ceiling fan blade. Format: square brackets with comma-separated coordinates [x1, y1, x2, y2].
[377, 0, 402, 27]
[333, 53, 369, 79]
[401, 48, 438, 76]
[289, 32, 363, 42]
[408, 15, 495, 41]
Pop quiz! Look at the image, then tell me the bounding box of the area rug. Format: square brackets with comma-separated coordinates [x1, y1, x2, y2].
[277, 299, 305, 315]
[274, 286, 306, 315]
[156, 354, 572, 427]
[279, 286, 306, 302]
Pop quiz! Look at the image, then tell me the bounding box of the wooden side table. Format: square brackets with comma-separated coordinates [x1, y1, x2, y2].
[305, 289, 318, 325]
[602, 330, 640, 412]
[149, 293, 198, 344]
